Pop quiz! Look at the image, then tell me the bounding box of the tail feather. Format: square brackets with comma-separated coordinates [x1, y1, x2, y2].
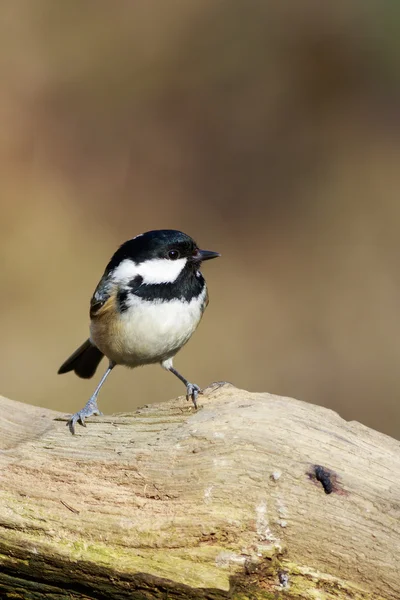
[58, 339, 104, 379]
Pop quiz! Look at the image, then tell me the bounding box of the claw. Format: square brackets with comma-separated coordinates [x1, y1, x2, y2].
[67, 413, 85, 435]
[186, 383, 202, 409]
[67, 398, 102, 435]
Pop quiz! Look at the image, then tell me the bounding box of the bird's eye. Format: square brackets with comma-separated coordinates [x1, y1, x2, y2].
[168, 249, 180, 260]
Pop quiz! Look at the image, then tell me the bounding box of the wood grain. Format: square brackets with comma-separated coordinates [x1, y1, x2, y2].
[0, 383, 398, 599]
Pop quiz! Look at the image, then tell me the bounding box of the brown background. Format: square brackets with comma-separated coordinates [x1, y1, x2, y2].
[1, 1, 400, 438]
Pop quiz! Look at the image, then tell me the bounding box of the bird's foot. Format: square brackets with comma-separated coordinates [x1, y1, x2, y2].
[186, 383, 202, 409]
[67, 397, 103, 435]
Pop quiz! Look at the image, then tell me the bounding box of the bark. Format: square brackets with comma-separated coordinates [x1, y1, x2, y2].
[0, 383, 398, 599]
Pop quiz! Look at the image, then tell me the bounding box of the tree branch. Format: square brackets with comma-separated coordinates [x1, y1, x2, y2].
[0, 383, 398, 599]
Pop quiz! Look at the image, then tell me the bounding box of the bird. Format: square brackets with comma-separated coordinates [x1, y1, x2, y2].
[58, 229, 220, 434]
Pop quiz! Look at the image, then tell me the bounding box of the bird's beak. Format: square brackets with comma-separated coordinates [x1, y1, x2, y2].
[196, 249, 221, 262]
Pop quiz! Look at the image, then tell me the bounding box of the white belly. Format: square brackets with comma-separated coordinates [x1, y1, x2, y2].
[91, 288, 207, 366]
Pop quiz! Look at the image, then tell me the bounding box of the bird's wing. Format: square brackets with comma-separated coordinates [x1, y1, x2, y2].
[90, 275, 115, 319]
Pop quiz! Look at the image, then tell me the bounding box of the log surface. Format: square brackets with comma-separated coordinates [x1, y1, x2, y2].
[0, 383, 399, 599]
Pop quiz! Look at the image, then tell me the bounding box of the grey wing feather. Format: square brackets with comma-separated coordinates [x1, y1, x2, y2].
[90, 274, 114, 318]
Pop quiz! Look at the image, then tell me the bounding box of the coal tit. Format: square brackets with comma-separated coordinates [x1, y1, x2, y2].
[58, 229, 220, 434]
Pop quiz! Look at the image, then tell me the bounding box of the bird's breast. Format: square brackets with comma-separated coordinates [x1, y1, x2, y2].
[90, 286, 208, 366]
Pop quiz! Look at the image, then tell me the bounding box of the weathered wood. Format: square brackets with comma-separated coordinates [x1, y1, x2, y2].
[0, 383, 399, 599]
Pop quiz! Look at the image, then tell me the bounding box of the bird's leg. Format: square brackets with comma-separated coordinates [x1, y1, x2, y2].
[165, 364, 202, 409]
[67, 361, 115, 435]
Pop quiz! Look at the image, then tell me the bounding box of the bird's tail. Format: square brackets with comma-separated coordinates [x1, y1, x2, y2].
[58, 339, 104, 379]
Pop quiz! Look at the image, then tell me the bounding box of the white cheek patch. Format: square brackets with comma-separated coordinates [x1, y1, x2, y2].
[112, 259, 139, 283]
[112, 257, 187, 285]
[138, 257, 187, 284]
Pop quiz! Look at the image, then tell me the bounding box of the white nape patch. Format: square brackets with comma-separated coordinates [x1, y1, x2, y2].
[132, 233, 143, 240]
[112, 257, 187, 285]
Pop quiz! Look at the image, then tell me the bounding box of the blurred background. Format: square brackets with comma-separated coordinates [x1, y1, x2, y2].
[1, 1, 400, 438]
